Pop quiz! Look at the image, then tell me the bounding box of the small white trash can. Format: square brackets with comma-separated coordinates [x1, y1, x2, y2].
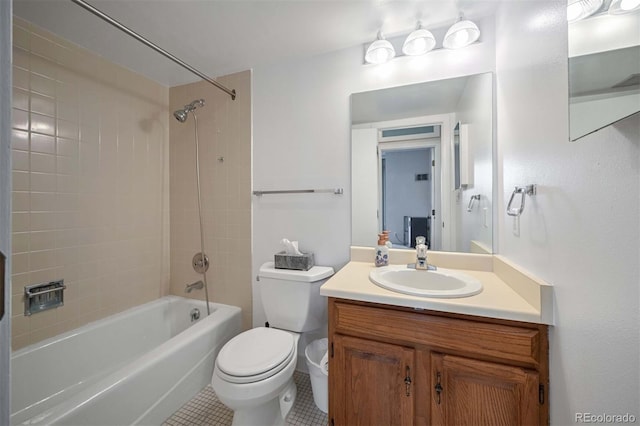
[304, 338, 328, 413]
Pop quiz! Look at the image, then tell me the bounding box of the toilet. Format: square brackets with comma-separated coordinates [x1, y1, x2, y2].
[211, 261, 334, 426]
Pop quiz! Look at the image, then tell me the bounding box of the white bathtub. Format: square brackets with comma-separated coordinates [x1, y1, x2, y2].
[11, 296, 242, 425]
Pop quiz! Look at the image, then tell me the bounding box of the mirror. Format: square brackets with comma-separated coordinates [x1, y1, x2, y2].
[351, 73, 493, 254]
[569, 11, 640, 141]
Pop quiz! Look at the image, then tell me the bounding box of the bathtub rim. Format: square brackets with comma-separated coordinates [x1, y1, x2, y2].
[11, 295, 234, 357]
[11, 295, 242, 425]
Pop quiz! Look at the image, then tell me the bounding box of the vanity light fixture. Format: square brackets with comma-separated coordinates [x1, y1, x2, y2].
[443, 14, 481, 49]
[364, 31, 396, 64]
[608, 0, 640, 14]
[402, 22, 436, 56]
[363, 18, 481, 65]
[567, 0, 604, 22]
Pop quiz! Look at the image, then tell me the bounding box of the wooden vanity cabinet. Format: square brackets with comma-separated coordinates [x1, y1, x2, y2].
[328, 298, 549, 426]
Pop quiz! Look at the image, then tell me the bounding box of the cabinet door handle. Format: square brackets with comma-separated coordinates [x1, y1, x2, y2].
[404, 366, 412, 397]
[434, 372, 443, 404]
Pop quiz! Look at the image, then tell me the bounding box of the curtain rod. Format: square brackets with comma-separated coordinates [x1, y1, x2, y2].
[69, 0, 236, 100]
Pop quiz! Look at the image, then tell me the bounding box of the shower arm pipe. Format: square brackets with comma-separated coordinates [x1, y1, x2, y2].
[69, 0, 236, 101]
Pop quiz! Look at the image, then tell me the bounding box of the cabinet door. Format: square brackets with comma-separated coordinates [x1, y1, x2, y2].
[331, 334, 415, 426]
[431, 353, 540, 426]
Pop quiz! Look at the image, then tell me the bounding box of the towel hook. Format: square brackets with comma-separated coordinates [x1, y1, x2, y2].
[507, 185, 536, 217]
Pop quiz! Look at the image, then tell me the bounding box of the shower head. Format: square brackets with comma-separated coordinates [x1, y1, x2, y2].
[173, 99, 206, 123]
[174, 109, 188, 122]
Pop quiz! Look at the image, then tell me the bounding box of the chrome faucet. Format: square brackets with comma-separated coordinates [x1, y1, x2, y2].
[414, 236, 436, 271]
[185, 280, 204, 293]
[415, 236, 428, 270]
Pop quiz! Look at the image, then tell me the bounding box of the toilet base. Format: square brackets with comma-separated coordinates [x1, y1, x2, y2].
[230, 380, 297, 426]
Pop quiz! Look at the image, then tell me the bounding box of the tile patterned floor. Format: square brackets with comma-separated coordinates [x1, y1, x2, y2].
[163, 371, 328, 426]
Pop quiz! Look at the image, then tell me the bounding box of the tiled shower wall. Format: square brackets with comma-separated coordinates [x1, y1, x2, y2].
[10, 18, 170, 350]
[169, 72, 252, 330]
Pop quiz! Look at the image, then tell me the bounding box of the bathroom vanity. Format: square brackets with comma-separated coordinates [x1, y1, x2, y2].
[321, 248, 553, 426]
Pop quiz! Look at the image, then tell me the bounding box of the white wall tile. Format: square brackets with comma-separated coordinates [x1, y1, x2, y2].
[13, 67, 29, 91]
[10, 21, 170, 350]
[12, 149, 29, 171]
[30, 152, 55, 173]
[11, 129, 29, 150]
[30, 172, 57, 193]
[12, 171, 29, 192]
[30, 133, 55, 154]
[12, 192, 29, 213]
[30, 113, 55, 136]
[30, 74, 55, 98]
[30, 93, 55, 117]
[12, 108, 29, 131]
[12, 87, 29, 110]
[169, 71, 252, 330]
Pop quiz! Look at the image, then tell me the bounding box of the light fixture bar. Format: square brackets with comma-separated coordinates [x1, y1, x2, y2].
[363, 18, 482, 65]
[69, 0, 236, 100]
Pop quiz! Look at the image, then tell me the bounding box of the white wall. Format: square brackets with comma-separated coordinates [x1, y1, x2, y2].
[496, 1, 639, 422]
[0, 0, 11, 421]
[252, 16, 496, 329]
[254, 1, 639, 419]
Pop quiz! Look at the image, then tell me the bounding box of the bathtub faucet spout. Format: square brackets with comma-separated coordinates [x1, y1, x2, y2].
[185, 280, 204, 293]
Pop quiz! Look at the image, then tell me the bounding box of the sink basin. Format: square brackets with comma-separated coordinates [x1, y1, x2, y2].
[369, 265, 483, 298]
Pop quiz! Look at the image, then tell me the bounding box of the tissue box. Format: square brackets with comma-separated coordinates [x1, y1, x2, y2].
[274, 251, 315, 271]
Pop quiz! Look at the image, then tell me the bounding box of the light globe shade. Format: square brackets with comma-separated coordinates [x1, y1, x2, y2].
[608, 0, 640, 14]
[567, 0, 604, 22]
[402, 28, 436, 56]
[443, 19, 480, 49]
[365, 38, 396, 64]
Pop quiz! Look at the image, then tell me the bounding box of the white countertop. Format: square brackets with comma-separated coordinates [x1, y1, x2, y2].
[320, 248, 554, 325]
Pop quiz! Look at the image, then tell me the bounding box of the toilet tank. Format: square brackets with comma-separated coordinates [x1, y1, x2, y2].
[258, 262, 334, 332]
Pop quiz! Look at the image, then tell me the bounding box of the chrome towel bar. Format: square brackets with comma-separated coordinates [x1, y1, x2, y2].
[507, 185, 537, 217]
[253, 188, 344, 196]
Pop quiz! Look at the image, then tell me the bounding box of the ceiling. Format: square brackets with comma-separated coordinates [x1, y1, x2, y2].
[13, 0, 499, 87]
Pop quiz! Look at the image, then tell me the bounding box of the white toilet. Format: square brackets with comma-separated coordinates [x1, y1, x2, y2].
[211, 261, 334, 426]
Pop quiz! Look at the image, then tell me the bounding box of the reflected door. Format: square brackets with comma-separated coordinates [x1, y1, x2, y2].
[380, 147, 435, 248]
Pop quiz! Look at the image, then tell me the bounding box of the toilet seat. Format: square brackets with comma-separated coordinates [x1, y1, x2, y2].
[215, 327, 295, 384]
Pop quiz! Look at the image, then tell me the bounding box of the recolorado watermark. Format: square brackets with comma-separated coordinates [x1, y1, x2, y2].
[576, 413, 637, 423]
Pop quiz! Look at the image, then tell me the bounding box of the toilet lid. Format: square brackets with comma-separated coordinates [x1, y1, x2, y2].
[216, 327, 295, 384]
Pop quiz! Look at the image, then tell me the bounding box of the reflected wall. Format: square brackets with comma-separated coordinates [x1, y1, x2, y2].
[569, 12, 640, 140]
